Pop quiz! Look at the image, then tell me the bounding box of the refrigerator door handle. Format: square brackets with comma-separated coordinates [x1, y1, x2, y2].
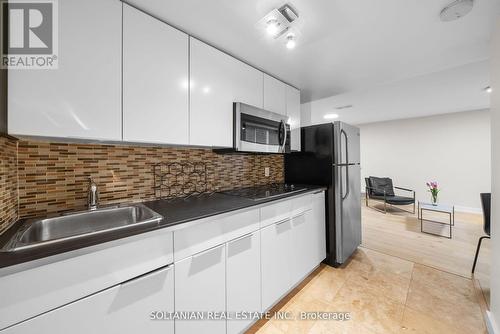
[341, 129, 350, 200]
[341, 128, 349, 164]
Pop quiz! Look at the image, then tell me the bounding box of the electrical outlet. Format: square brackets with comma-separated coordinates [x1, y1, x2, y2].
[264, 167, 270, 177]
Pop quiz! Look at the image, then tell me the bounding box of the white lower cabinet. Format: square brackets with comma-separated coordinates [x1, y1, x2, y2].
[311, 192, 327, 264]
[2, 265, 174, 334]
[1, 191, 326, 334]
[261, 219, 293, 311]
[291, 213, 315, 284]
[226, 232, 261, 334]
[291, 193, 327, 283]
[174, 244, 226, 334]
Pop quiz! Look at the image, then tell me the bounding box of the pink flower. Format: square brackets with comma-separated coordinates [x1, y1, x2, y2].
[426, 181, 439, 190]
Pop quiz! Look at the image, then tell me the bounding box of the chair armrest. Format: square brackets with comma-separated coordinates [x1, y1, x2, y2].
[394, 186, 414, 193]
[394, 186, 415, 200]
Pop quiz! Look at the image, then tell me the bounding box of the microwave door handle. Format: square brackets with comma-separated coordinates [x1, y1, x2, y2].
[281, 121, 287, 153]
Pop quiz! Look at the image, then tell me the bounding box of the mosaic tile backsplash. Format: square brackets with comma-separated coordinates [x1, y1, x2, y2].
[0, 136, 18, 232]
[8, 139, 283, 220]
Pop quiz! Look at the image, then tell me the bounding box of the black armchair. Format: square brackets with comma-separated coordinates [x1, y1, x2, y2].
[472, 193, 491, 274]
[365, 176, 416, 214]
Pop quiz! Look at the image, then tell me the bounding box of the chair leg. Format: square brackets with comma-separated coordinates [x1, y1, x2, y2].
[472, 236, 490, 274]
[384, 201, 387, 214]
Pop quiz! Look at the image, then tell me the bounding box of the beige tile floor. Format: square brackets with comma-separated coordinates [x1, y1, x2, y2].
[361, 201, 490, 306]
[247, 247, 486, 334]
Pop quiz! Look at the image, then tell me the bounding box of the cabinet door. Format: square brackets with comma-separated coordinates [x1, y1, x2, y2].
[226, 232, 261, 334]
[261, 219, 292, 311]
[263, 74, 286, 115]
[291, 213, 315, 284]
[190, 38, 263, 147]
[311, 191, 327, 264]
[286, 85, 301, 151]
[8, 0, 122, 140]
[175, 244, 226, 334]
[123, 4, 189, 144]
[2, 265, 174, 334]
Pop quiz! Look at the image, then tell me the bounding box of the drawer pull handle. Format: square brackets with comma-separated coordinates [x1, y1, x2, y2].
[121, 263, 173, 286]
[229, 232, 254, 243]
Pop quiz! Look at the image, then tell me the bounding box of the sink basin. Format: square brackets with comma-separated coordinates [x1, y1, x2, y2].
[2, 204, 163, 252]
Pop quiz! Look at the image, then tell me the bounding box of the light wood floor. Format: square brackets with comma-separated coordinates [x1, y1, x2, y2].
[248, 247, 486, 334]
[361, 201, 490, 306]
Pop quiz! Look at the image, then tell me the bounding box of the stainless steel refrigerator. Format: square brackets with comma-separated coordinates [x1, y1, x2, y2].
[284, 122, 362, 266]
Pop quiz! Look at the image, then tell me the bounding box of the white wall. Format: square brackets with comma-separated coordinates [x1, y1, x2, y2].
[489, 18, 500, 334]
[360, 110, 491, 211]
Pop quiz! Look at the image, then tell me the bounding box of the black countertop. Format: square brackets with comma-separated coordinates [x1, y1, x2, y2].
[0, 185, 325, 270]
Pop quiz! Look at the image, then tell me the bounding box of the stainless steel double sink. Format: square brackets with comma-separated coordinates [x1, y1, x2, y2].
[1, 204, 163, 252]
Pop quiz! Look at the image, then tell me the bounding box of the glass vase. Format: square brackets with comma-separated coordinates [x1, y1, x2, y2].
[431, 194, 438, 206]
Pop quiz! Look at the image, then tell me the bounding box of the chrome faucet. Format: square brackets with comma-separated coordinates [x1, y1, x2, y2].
[88, 178, 99, 210]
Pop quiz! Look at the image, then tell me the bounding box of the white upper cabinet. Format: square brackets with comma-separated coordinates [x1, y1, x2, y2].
[263, 74, 286, 115]
[8, 0, 122, 141]
[189, 38, 263, 147]
[123, 5, 189, 145]
[286, 85, 301, 151]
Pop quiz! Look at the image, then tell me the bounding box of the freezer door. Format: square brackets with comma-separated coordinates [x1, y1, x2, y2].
[335, 122, 361, 165]
[334, 164, 362, 263]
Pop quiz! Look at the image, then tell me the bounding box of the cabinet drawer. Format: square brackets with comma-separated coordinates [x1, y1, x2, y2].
[291, 194, 312, 216]
[0, 229, 173, 330]
[3, 265, 175, 334]
[174, 208, 259, 261]
[260, 199, 292, 228]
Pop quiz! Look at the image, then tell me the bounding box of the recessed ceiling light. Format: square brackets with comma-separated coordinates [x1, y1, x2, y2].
[324, 114, 339, 120]
[286, 34, 296, 49]
[484, 86, 492, 93]
[266, 18, 280, 36]
[336, 105, 353, 110]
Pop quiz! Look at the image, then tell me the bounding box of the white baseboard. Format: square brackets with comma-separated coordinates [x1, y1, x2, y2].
[454, 205, 482, 214]
[486, 311, 499, 334]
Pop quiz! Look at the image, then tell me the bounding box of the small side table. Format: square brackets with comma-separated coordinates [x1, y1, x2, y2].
[418, 202, 455, 239]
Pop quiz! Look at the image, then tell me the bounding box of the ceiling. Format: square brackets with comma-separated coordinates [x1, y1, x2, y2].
[126, 0, 499, 104]
[301, 60, 491, 125]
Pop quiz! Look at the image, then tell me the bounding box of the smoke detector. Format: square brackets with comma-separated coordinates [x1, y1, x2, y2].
[440, 0, 474, 22]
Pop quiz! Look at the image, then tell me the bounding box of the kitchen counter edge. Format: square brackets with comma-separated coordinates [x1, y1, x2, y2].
[0, 186, 326, 271]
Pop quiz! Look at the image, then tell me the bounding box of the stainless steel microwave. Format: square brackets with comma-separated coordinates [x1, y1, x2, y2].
[230, 102, 291, 154]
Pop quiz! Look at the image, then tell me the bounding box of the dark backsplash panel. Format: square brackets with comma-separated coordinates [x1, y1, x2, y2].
[16, 140, 284, 219]
[0, 136, 18, 232]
